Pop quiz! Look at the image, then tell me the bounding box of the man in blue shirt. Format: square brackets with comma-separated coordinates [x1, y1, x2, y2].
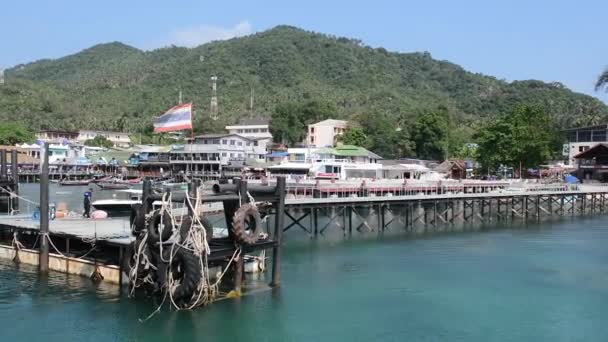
[83, 188, 93, 218]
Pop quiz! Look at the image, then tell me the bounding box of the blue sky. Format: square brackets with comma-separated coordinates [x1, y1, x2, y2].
[1, 0, 607, 103]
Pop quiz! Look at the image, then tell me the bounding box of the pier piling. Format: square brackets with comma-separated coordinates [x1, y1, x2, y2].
[11, 150, 18, 212]
[270, 177, 286, 287]
[0, 150, 6, 179]
[39, 143, 50, 273]
[233, 179, 248, 292]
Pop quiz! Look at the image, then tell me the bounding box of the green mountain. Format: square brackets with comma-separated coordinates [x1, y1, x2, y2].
[1, 25, 606, 133]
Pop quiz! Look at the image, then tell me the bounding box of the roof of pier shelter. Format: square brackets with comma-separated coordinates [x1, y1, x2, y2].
[563, 124, 608, 132]
[316, 145, 383, 159]
[434, 160, 466, 173]
[573, 143, 608, 159]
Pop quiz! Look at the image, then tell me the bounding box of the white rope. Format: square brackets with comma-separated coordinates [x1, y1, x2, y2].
[41, 232, 67, 258]
[0, 186, 38, 206]
[11, 232, 24, 250]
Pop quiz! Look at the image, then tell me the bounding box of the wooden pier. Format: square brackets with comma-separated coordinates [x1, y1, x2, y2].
[1, 155, 607, 307]
[281, 185, 608, 236]
[0, 145, 288, 308]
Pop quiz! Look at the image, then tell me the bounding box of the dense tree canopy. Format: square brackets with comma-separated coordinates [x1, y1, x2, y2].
[84, 135, 114, 148]
[0, 123, 34, 145]
[1, 26, 605, 134]
[270, 100, 337, 145]
[354, 112, 415, 159]
[475, 105, 559, 174]
[411, 110, 449, 160]
[338, 126, 369, 147]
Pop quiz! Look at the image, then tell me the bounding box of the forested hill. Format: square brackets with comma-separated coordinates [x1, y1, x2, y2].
[1, 25, 607, 133]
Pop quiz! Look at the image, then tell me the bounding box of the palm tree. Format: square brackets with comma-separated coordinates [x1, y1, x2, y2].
[596, 68, 608, 91]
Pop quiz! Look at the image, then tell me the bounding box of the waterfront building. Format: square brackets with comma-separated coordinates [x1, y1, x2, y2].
[573, 143, 608, 181]
[306, 119, 348, 147]
[268, 145, 383, 180]
[170, 134, 268, 177]
[564, 124, 608, 166]
[77, 130, 132, 148]
[225, 117, 272, 142]
[17, 143, 41, 159]
[434, 159, 473, 179]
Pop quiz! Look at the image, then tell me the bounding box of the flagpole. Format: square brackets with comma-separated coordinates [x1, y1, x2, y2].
[190, 105, 194, 177]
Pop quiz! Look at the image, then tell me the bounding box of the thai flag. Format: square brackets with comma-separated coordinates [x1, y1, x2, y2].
[154, 103, 193, 133]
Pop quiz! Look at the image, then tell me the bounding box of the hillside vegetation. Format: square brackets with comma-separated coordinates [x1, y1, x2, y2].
[1, 25, 606, 137]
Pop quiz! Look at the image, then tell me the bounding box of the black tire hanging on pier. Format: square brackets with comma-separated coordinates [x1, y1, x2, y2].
[129, 204, 145, 236]
[128, 237, 156, 278]
[179, 216, 213, 243]
[178, 216, 192, 243]
[163, 246, 202, 304]
[231, 203, 262, 246]
[148, 212, 174, 242]
[200, 216, 214, 241]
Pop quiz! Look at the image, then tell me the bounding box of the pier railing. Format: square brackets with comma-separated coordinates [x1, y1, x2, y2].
[281, 181, 583, 200]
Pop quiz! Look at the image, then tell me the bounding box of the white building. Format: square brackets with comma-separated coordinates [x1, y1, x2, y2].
[77, 130, 132, 148]
[225, 118, 272, 142]
[306, 119, 348, 147]
[170, 134, 268, 174]
[36, 130, 80, 143]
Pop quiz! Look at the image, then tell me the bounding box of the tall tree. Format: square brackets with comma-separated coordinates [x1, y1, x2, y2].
[0, 123, 34, 145]
[338, 126, 369, 147]
[411, 110, 449, 160]
[355, 112, 415, 159]
[475, 105, 559, 174]
[270, 100, 337, 145]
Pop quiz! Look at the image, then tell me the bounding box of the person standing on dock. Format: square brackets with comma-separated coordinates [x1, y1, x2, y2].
[83, 188, 93, 218]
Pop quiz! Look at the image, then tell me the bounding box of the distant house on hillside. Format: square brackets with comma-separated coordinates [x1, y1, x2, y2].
[36, 130, 79, 143]
[77, 130, 131, 148]
[307, 119, 347, 147]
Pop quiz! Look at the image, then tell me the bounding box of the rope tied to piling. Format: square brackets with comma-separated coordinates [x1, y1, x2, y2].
[11, 231, 24, 263]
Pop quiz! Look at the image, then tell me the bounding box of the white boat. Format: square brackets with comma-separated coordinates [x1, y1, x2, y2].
[91, 189, 142, 216]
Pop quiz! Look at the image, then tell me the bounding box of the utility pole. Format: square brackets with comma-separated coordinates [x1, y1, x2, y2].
[210, 76, 218, 121]
[0, 69, 4, 85]
[178, 87, 183, 104]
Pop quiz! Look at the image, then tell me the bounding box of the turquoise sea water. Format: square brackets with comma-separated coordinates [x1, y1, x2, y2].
[1, 210, 608, 341]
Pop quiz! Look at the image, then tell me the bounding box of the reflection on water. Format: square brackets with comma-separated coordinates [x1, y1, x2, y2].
[2, 214, 608, 341]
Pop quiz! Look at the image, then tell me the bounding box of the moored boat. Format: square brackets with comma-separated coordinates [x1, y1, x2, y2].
[91, 189, 141, 215]
[59, 179, 94, 186]
[96, 182, 132, 190]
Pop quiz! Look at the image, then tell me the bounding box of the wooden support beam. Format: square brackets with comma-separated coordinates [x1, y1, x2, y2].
[283, 210, 311, 234]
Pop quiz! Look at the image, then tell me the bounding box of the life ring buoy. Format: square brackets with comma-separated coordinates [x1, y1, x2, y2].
[231, 203, 262, 246]
[129, 204, 145, 236]
[148, 211, 174, 242]
[163, 246, 202, 305]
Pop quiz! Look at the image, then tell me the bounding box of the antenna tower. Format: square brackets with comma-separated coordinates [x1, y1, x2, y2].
[210, 76, 218, 120]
